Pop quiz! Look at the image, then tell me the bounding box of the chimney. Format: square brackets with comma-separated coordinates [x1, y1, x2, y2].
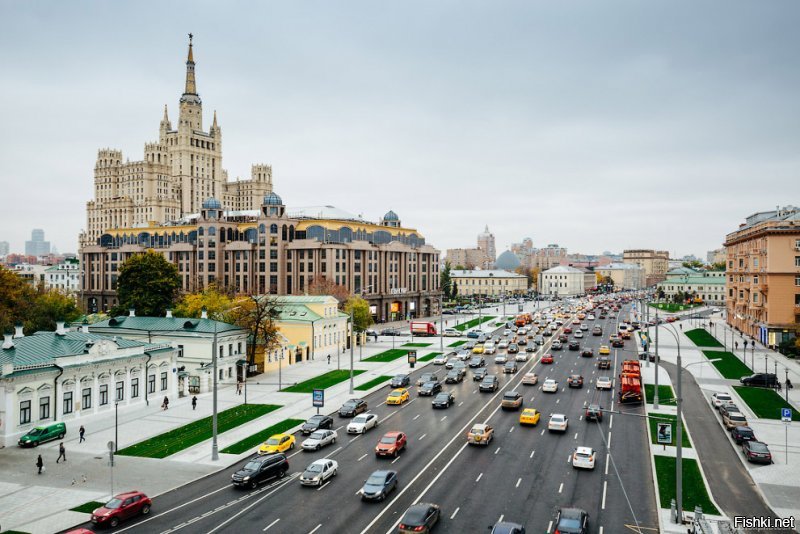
[2, 334, 14, 350]
[201, 307, 208, 319]
[81, 320, 90, 334]
[166, 309, 173, 318]
[129, 308, 136, 317]
[13, 324, 24, 338]
[55, 321, 66, 336]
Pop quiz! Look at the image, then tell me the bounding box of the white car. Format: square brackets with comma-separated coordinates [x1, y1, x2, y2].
[302, 429, 338, 451]
[574, 331, 583, 339]
[494, 354, 508, 364]
[300, 458, 339, 486]
[515, 352, 528, 362]
[498, 340, 509, 349]
[517, 327, 528, 336]
[711, 392, 733, 409]
[522, 372, 538, 385]
[548, 413, 568, 432]
[542, 379, 558, 393]
[443, 328, 462, 337]
[503, 330, 512, 337]
[572, 446, 596, 469]
[483, 342, 497, 355]
[347, 413, 379, 434]
[580, 324, 589, 331]
[596, 376, 613, 390]
[433, 353, 449, 365]
[587, 314, 596, 320]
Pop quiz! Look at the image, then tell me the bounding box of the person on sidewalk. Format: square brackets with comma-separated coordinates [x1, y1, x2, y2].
[36, 454, 44, 474]
[56, 442, 66, 463]
[79, 425, 85, 443]
[237, 381, 242, 395]
[162, 396, 169, 410]
[191, 396, 198, 410]
[327, 354, 331, 365]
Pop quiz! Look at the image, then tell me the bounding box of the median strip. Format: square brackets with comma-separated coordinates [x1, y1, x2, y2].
[281, 370, 366, 393]
[220, 418, 305, 455]
[355, 375, 392, 391]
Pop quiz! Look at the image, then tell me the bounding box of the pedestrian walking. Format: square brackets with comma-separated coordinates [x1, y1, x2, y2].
[236, 381, 242, 395]
[79, 425, 85, 443]
[56, 442, 66, 463]
[162, 396, 169, 410]
[735, 341, 739, 351]
[327, 354, 331, 365]
[191, 396, 197, 410]
[36, 454, 44, 474]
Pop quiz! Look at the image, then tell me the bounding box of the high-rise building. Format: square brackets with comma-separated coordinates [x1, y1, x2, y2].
[622, 249, 669, 286]
[707, 248, 726, 265]
[0, 241, 9, 256]
[477, 225, 496, 265]
[25, 229, 50, 257]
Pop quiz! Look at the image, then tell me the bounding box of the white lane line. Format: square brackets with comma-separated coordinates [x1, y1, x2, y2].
[540, 428, 546, 436]
[567, 454, 571, 463]
[418, 433, 427, 440]
[602, 480, 608, 509]
[605, 453, 610, 475]
[391, 456, 401, 464]
[316, 482, 329, 491]
[558, 482, 564, 493]
[579, 415, 583, 421]
[530, 450, 535, 458]
[608, 431, 612, 448]
[377, 401, 387, 407]
[476, 472, 483, 482]
[515, 478, 521, 488]
[556, 399, 560, 404]
[609, 414, 614, 430]
[441, 416, 447, 421]
[509, 426, 514, 433]
[263, 518, 280, 531]
[531, 396, 535, 401]
[458, 401, 464, 406]
[599, 526, 604, 534]
[325, 446, 343, 458]
[547, 520, 553, 533]
[494, 446, 501, 455]
[357, 453, 367, 461]
[574, 432, 578, 440]
[205, 475, 298, 534]
[413, 414, 420, 420]
[498, 514, 505, 523]
[450, 507, 460, 519]
[473, 389, 478, 394]
[350, 435, 361, 443]
[308, 524, 322, 534]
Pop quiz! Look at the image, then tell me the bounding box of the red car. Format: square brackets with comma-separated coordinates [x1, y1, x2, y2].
[563, 327, 572, 334]
[541, 354, 554, 364]
[375, 431, 407, 458]
[91, 491, 151, 528]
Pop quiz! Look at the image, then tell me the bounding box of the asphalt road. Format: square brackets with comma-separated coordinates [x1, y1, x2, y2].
[68, 299, 658, 534]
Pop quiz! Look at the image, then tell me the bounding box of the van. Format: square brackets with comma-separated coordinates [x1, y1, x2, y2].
[18, 422, 66, 447]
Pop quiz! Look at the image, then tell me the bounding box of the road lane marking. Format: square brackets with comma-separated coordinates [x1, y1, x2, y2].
[540, 429, 545, 436]
[308, 524, 322, 534]
[377, 401, 387, 407]
[357, 453, 368, 461]
[509, 427, 514, 433]
[515, 478, 521, 488]
[450, 507, 460, 519]
[608, 431, 612, 448]
[495, 446, 501, 454]
[391, 456, 400, 464]
[350, 435, 361, 443]
[547, 520, 553, 533]
[530, 450, 535, 458]
[412, 414, 420, 421]
[419, 433, 427, 440]
[609, 414, 613, 430]
[263, 518, 280, 531]
[499, 514, 505, 523]
[458, 401, 464, 406]
[441, 416, 447, 421]
[605, 453, 610, 475]
[574, 432, 578, 440]
[602, 480, 608, 509]
[325, 446, 343, 458]
[579, 415, 583, 421]
[316, 481, 329, 491]
[567, 454, 571, 463]
[558, 482, 564, 493]
[599, 527, 603, 534]
[203, 474, 298, 534]
[476, 472, 483, 482]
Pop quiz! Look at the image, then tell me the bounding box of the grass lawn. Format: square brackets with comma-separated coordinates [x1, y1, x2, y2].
[654, 456, 719, 514]
[649, 302, 701, 313]
[702, 350, 751, 379]
[117, 404, 280, 458]
[364, 349, 411, 363]
[448, 340, 467, 347]
[454, 316, 496, 332]
[70, 501, 105, 514]
[355, 375, 393, 391]
[402, 343, 432, 347]
[648, 413, 691, 448]
[220, 418, 305, 455]
[733, 386, 800, 421]
[644, 384, 676, 405]
[684, 329, 723, 348]
[281, 370, 366, 393]
[418, 352, 443, 362]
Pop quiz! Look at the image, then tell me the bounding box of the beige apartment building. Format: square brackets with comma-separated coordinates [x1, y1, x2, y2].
[622, 249, 669, 286]
[724, 206, 800, 347]
[446, 248, 492, 270]
[450, 270, 527, 297]
[596, 263, 645, 290]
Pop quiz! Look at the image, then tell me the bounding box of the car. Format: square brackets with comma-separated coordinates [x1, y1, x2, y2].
[567, 374, 584, 388]
[258, 433, 295, 455]
[489, 522, 526, 534]
[398, 503, 441, 534]
[579, 348, 594, 358]
[443, 328, 462, 337]
[519, 408, 541, 426]
[445, 368, 465, 383]
[555, 507, 588, 534]
[517, 337, 527, 346]
[719, 402, 741, 418]
[417, 373, 440, 387]
[501, 390, 523, 410]
[387, 388, 410, 405]
[90, 491, 152, 527]
[541, 352, 554, 364]
[360, 470, 398, 501]
[300, 458, 339, 486]
[338, 398, 368, 417]
[611, 337, 625, 348]
[740, 373, 780, 389]
[452, 360, 467, 373]
[723, 410, 748, 429]
[465, 341, 478, 350]
[711, 392, 733, 409]
[469, 356, 486, 368]
[302, 429, 338, 451]
[498, 339, 510, 350]
[584, 404, 603, 421]
[568, 341, 580, 351]
[731, 426, 757, 445]
[504, 361, 518, 374]
[472, 368, 488, 381]
[473, 344, 485, 354]
[503, 329, 513, 337]
[580, 324, 589, 331]
[419, 381, 443, 396]
[494, 354, 508, 364]
[542, 379, 558, 393]
[445, 358, 459, 370]
[347, 413, 379, 434]
[597, 357, 611, 370]
[592, 326, 603, 336]
[563, 327, 573, 334]
[375, 431, 407, 457]
[551, 341, 563, 351]
[231, 454, 289, 489]
[507, 344, 520, 354]
[456, 349, 472, 360]
[483, 342, 497, 355]
[558, 334, 569, 343]
[432, 391, 456, 408]
[521, 372, 538, 385]
[467, 423, 494, 445]
[479, 375, 499, 392]
[548, 413, 569, 432]
[380, 328, 402, 336]
[620, 330, 631, 340]
[572, 446, 596, 469]
[17, 422, 66, 447]
[432, 353, 450, 365]
[598, 345, 610, 355]
[742, 440, 773, 464]
[574, 331, 584, 339]
[389, 374, 412, 389]
[587, 315, 595, 320]
[596, 376, 612, 390]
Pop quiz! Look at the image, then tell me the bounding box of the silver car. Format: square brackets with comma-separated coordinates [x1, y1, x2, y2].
[302, 429, 338, 451]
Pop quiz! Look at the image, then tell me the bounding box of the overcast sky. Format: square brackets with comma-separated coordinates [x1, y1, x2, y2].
[2, 1, 798, 259]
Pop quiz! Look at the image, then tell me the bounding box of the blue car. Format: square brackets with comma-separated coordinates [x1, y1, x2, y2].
[466, 330, 480, 339]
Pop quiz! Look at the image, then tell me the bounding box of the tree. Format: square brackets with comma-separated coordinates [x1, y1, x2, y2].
[451, 281, 459, 298]
[682, 260, 704, 269]
[229, 295, 282, 366]
[440, 261, 452, 299]
[0, 266, 36, 333]
[710, 262, 726, 272]
[307, 276, 350, 307]
[530, 267, 541, 290]
[173, 284, 235, 319]
[112, 251, 181, 317]
[26, 289, 82, 334]
[344, 296, 373, 334]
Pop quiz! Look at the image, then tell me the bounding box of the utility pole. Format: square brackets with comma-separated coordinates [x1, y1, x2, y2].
[439, 296, 444, 355]
[654, 309, 660, 409]
[211, 319, 219, 461]
[349, 308, 355, 394]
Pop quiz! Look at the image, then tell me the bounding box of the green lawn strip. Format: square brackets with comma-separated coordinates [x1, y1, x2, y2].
[70, 501, 105, 514]
[355, 375, 393, 391]
[454, 316, 497, 332]
[220, 418, 305, 455]
[448, 340, 467, 347]
[733, 386, 800, 421]
[654, 456, 718, 514]
[702, 350, 751, 379]
[684, 329, 723, 348]
[117, 404, 280, 458]
[363, 349, 411, 363]
[644, 384, 676, 405]
[281, 370, 366, 393]
[648, 413, 691, 448]
[401, 343, 432, 347]
[649, 303, 701, 313]
[418, 352, 443, 362]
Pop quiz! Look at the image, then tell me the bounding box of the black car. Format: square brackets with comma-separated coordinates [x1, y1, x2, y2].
[380, 328, 402, 336]
[419, 381, 442, 396]
[555, 507, 588, 534]
[338, 398, 368, 417]
[581, 349, 593, 358]
[740, 373, 779, 389]
[301, 414, 334, 435]
[468, 356, 486, 368]
[445, 369, 465, 383]
[390, 374, 411, 388]
[472, 368, 488, 381]
[568, 341, 580, 351]
[584, 404, 603, 421]
[360, 470, 398, 501]
[742, 441, 773, 464]
[567, 375, 584, 388]
[525, 346, 536, 353]
[597, 357, 611, 369]
[417, 373, 440, 387]
[731, 426, 757, 444]
[490, 522, 526, 534]
[558, 334, 568, 342]
[432, 392, 455, 408]
[611, 338, 624, 348]
[231, 454, 288, 489]
[398, 503, 441, 533]
[479, 375, 499, 392]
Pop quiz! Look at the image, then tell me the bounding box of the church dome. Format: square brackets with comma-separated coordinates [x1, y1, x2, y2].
[383, 210, 399, 221]
[495, 250, 522, 270]
[263, 192, 283, 206]
[202, 197, 222, 209]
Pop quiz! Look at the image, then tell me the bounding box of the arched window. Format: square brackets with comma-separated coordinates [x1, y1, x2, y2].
[198, 227, 204, 236]
[289, 226, 295, 241]
[259, 224, 266, 234]
[208, 227, 216, 236]
[282, 225, 288, 240]
[270, 224, 278, 234]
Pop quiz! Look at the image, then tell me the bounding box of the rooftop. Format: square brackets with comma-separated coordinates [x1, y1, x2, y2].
[451, 269, 526, 278]
[89, 316, 246, 335]
[542, 265, 587, 274]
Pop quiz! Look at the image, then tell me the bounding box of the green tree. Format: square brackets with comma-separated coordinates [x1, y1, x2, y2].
[451, 281, 459, 298]
[174, 284, 235, 319]
[682, 260, 705, 269]
[0, 266, 36, 333]
[710, 262, 726, 272]
[113, 251, 181, 317]
[229, 295, 282, 366]
[440, 261, 452, 299]
[344, 295, 373, 334]
[26, 289, 82, 333]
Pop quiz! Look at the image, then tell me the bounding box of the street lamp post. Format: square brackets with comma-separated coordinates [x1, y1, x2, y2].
[349, 308, 355, 394]
[654, 310, 660, 409]
[439, 295, 444, 355]
[114, 401, 119, 453]
[211, 318, 219, 461]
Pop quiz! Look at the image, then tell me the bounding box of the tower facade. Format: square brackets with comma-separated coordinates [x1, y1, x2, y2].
[477, 225, 496, 264]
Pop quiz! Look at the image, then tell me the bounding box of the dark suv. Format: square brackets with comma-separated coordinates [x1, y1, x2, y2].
[301, 415, 334, 435]
[231, 454, 289, 489]
[739, 373, 779, 389]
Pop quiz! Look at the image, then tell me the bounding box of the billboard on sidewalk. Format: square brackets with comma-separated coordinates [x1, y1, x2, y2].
[657, 422, 672, 444]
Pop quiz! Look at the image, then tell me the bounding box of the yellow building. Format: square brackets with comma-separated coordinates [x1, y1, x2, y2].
[451, 269, 527, 297]
[272, 296, 350, 367]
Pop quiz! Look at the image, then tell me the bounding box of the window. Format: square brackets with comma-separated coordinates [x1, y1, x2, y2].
[148, 375, 156, 394]
[20, 400, 31, 425]
[63, 391, 73, 414]
[100, 385, 109, 406]
[796, 294, 800, 306]
[753, 293, 759, 303]
[796, 276, 800, 287]
[753, 275, 759, 284]
[131, 378, 139, 398]
[161, 372, 168, 391]
[116, 381, 124, 402]
[753, 258, 759, 268]
[39, 396, 50, 420]
[82, 388, 92, 410]
[796, 256, 800, 267]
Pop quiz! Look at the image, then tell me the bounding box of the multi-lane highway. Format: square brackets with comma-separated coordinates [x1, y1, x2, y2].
[72, 300, 658, 534]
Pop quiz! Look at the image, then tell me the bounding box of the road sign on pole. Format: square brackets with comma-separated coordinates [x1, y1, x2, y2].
[312, 389, 324, 408]
[781, 408, 792, 422]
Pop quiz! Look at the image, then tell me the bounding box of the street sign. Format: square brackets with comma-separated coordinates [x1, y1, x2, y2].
[408, 350, 417, 368]
[312, 389, 324, 408]
[657, 422, 673, 444]
[781, 408, 792, 422]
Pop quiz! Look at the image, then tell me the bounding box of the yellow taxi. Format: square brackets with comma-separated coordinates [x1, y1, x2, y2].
[472, 344, 485, 354]
[599, 345, 611, 355]
[386, 388, 410, 405]
[519, 408, 541, 426]
[258, 433, 295, 455]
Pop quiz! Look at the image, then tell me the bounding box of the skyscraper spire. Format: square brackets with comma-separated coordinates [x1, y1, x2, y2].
[183, 33, 197, 96]
[162, 104, 169, 122]
[212, 110, 218, 129]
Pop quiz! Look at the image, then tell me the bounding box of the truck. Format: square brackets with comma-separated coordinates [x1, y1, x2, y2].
[410, 321, 437, 337]
[619, 359, 642, 404]
[515, 313, 533, 327]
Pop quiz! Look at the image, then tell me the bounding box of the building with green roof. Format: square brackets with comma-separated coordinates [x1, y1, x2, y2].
[657, 271, 725, 305]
